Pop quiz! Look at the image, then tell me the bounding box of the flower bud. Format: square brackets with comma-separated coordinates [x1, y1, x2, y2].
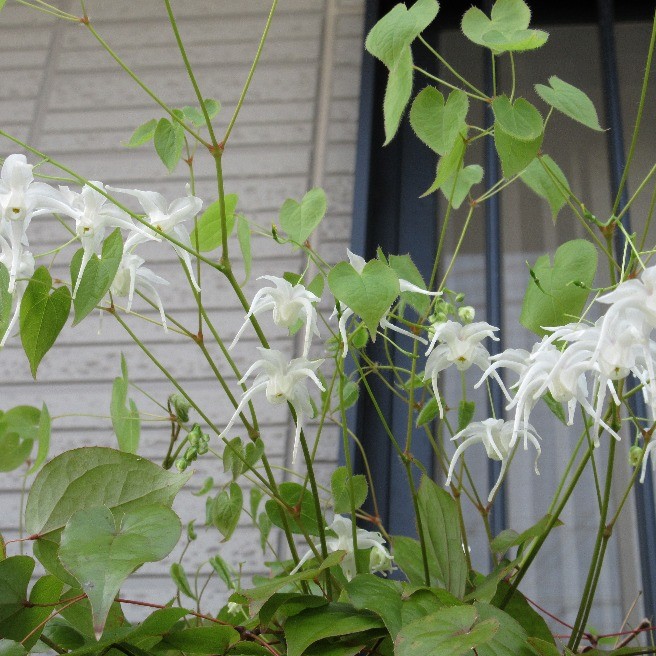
[187, 520, 197, 541]
[455, 293, 465, 303]
[629, 445, 644, 467]
[184, 446, 198, 462]
[458, 306, 476, 323]
[175, 458, 188, 472]
[169, 393, 191, 422]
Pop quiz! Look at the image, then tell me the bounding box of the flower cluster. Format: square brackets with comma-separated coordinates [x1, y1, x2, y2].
[0, 153, 203, 345]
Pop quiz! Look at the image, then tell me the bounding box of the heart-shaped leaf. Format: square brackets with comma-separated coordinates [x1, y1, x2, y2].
[440, 164, 484, 209]
[461, 0, 548, 54]
[154, 117, 184, 172]
[384, 45, 413, 145]
[520, 239, 597, 336]
[535, 76, 602, 131]
[181, 98, 221, 127]
[189, 194, 238, 252]
[20, 266, 71, 378]
[492, 96, 543, 141]
[494, 124, 542, 177]
[209, 482, 243, 541]
[331, 466, 368, 514]
[71, 228, 123, 324]
[25, 446, 190, 537]
[519, 155, 570, 220]
[410, 87, 469, 155]
[279, 188, 327, 246]
[265, 481, 321, 536]
[328, 259, 400, 337]
[59, 504, 181, 637]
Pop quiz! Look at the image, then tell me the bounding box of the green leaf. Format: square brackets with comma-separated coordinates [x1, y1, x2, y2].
[19, 266, 71, 379]
[417, 476, 467, 598]
[250, 487, 263, 520]
[0, 574, 63, 648]
[520, 239, 597, 336]
[258, 511, 272, 553]
[162, 625, 239, 653]
[440, 164, 483, 209]
[365, 0, 439, 70]
[535, 76, 602, 131]
[25, 446, 190, 537]
[0, 556, 34, 624]
[339, 380, 360, 410]
[237, 215, 252, 283]
[475, 602, 538, 656]
[395, 605, 498, 656]
[490, 514, 563, 555]
[70, 228, 123, 324]
[543, 390, 568, 425]
[391, 536, 435, 586]
[389, 253, 430, 314]
[0, 406, 40, 441]
[209, 554, 234, 590]
[181, 98, 222, 127]
[331, 467, 368, 514]
[154, 117, 184, 173]
[519, 155, 570, 219]
[210, 482, 243, 541]
[0, 264, 12, 341]
[416, 397, 440, 427]
[422, 132, 467, 198]
[0, 433, 33, 472]
[193, 476, 214, 497]
[491, 96, 543, 141]
[59, 504, 181, 637]
[26, 403, 50, 475]
[401, 587, 458, 625]
[284, 603, 385, 656]
[461, 0, 548, 54]
[527, 638, 561, 656]
[259, 593, 328, 627]
[279, 188, 327, 246]
[110, 354, 140, 454]
[328, 259, 400, 337]
[125, 119, 157, 147]
[265, 481, 320, 536]
[0, 640, 26, 656]
[223, 437, 245, 480]
[458, 400, 475, 431]
[410, 87, 469, 155]
[189, 194, 238, 252]
[346, 574, 402, 638]
[170, 562, 196, 600]
[494, 124, 542, 177]
[383, 46, 413, 145]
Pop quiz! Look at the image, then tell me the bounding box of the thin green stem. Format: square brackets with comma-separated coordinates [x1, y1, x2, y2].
[509, 53, 516, 101]
[439, 204, 476, 291]
[222, 0, 279, 146]
[413, 66, 489, 102]
[639, 178, 656, 252]
[14, 0, 78, 20]
[616, 162, 656, 225]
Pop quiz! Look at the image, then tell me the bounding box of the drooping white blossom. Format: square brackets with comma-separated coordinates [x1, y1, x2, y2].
[230, 276, 320, 356]
[445, 418, 541, 502]
[219, 348, 324, 462]
[290, 515, 393, 581]
[108, 185, 203, 291]
[0, 234, 34, 347]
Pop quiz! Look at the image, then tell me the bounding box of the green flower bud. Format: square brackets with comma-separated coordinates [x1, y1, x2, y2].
[458, 306, 476, 323]
[629, 445, 644, 467]
[169, 393, 191, 423]
[455, 292, 466, 303]
[175, 458, 188, 472]
[187, 520, 197, 541]
[197, 442, 209, 456]
[184, 446, 198, 462]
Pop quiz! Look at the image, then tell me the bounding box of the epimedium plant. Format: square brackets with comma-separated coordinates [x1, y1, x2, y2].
[1, 0, 656, 655]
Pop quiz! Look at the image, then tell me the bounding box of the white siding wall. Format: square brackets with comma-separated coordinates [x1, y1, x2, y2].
[0, 0, 364, 615]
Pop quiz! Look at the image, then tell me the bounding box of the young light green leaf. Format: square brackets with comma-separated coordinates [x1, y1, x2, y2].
[520, 239, 597, 336]
[237, 215, 252, 283]
[416, 397, 440, 427]
[59, 505, 181, 637]
[331, 466, 368, 514]
[25, 447, 190, 536]
[189, 194, 238, 252]
[279, 188, 327, 246]
[491, 96, 543, 141]
[250, 487, 264, 520]
[384, 45, 413, 145]
[125, 118, 157, 147]
[395, 605, 498, 656]
[461, 0, 548, 54]
[181, 98, 221, 127]
[543, 390, 568, 425]
[535, 76, 602, 131]
[328, 259, 400, 337]
[210, 482, 243, 541]
[440, 164, 484, 209]
[494, 124, 542, 177]
[70, 228, 123, 324]
[519, 155, 570, 219]
[258, 511, 272, 552]
[421, 132, 467, 197]
[410, 87, 469, 155]
[222, 437, 244, 480]
[192, 476, 214, 497]
[171, 562, 196, 600]
[285, 603, 385, 656]
[417, 475, 467, 598]
[26, 403, 50, 475]
[110, 354, 140, 454]
[154, 117, 184, 173]
[19, 266, 71, 379]
[209, 554, 234, 590]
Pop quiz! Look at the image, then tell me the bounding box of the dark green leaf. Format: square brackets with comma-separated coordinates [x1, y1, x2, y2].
[346, 574, 402, 638]
[458, 400, 475, 431]
[258, 593, 328, 627]
[0, 556, 34, 624]
[265, 481, 320, 536]
[20, 266, 71, 379]
[416, 397, 440, 428]
[475, 602, 538, 656]
[162, 625, 239, 653]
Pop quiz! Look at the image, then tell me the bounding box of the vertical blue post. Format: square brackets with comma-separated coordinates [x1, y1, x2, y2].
[598, 0, 656, 622]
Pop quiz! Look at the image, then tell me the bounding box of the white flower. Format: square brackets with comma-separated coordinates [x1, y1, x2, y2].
[230, 276, 320, 357]
[0, 154, 66, 292]
[333, 249, 441, 357]
[58, 182, 139, 298]
[0, 234, 34, 346]
[219, 348, 324, 462]
[290, 515, 393, 581]
[108, 247, 170, 330]
[108, 185, 203, 291]
[445, 419, 541, 502]
[424, 320, 501, 417]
